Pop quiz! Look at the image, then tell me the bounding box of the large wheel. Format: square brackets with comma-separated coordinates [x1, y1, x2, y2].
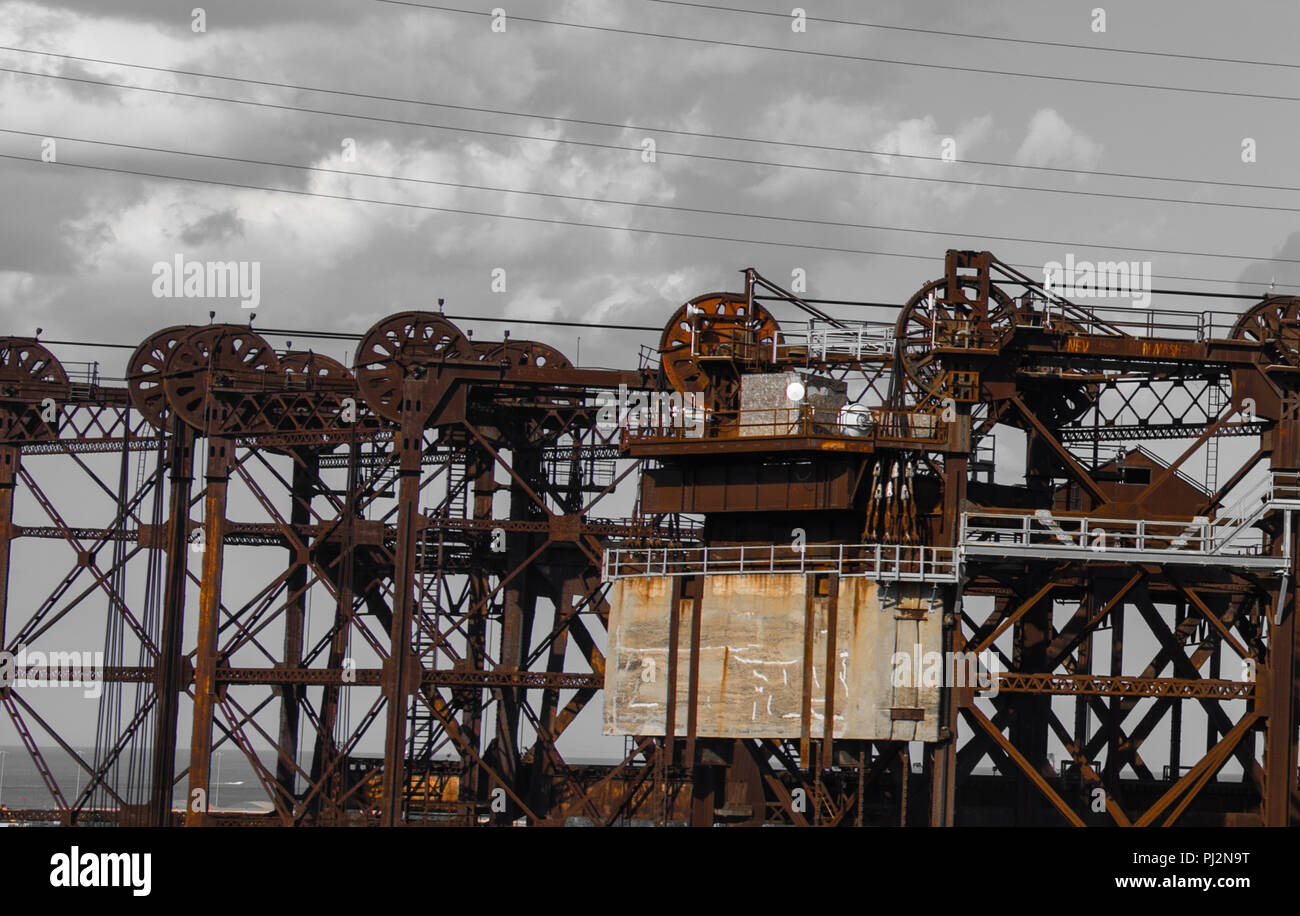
[128, 326, 193, 429]
[659, 293, 781, 393]
[1231, 296, 1300, 365]
[475, 339, 578, 414]
[475, 339, 572, 371]
[0, 338, 70, 440]
[282, 350, 355, 387]
[894, 275, 1017, 402]
[0, 338, 68, 391]
[354, 312, 474, 422]
[161, 325, 280, 429]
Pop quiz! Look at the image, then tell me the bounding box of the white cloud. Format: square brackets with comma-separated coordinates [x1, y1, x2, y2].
[1013, 108, 1102, 170]
[744, 98, 992, 224]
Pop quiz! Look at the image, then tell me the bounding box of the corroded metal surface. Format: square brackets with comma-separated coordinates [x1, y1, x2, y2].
[0, 249, 1295, 828]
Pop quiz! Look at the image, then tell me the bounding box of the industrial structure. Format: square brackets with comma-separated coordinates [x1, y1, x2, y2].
[0, 249, 1296, 826]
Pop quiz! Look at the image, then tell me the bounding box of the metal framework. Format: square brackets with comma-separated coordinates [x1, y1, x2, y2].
[0, 249, 1297, 827]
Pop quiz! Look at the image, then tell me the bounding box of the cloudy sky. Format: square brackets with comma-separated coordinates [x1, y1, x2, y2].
[1, 0, 1297, 767]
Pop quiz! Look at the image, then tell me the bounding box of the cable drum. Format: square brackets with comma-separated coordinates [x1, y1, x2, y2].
[353, 311, 474, 422]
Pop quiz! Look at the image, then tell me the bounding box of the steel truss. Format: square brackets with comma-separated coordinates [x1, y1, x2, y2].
[0, 252, 1296, 827]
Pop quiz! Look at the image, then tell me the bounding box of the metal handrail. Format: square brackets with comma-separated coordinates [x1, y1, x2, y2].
[622, 403, 946, 444]
[785, 324, 895, 361]
[960, 503, 1296, 560]
[1016, 297, 1245, 342]
[602, 542, 960, 582]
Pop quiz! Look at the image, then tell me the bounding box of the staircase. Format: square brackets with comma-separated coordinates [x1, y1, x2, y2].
[401, 458, 473, 819]
[444, 458, 468, 520]
[1208, 471, 1300, 556]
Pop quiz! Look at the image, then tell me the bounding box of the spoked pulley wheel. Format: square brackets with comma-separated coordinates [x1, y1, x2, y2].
[659, 293, 782, 394]
[353, 311, 474, 422]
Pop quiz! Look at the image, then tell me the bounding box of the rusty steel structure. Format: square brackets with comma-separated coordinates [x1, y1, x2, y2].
[1, 249, 1298, 827]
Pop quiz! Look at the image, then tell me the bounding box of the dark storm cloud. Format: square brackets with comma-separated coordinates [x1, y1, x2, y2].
[179, 207, 245, 245]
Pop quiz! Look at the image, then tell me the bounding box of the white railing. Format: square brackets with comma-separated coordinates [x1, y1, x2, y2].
[602, 476, 1300, 584]
[802, 325, 895, 361]
[1219, 471, 1300, 517]
[621, 403, 947, 444]
[1208, 471, 1300, 555]
[961, 491, 1300, 569]
[1210, 476, 1274, 553]
[602, 542, 960, 582]
[767, 320, 895, 363]
[961, 511, 1240, 558]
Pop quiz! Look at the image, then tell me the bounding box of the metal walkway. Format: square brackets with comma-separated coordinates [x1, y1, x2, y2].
[960, 473, 1300, 571]
[602, 542, 960, 582]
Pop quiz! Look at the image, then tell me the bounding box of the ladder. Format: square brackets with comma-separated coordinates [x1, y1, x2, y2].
[445, 457, 468, 520]
[404, 530, 443, 820]
[134, 446, 150, 492]
[1205, 379, 1225, 493]
[403, 458, 463, 820]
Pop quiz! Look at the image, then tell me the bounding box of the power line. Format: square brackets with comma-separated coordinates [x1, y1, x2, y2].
[36, 313, 662, 354]
[30, 289, 1272, 355]
[0, 150, 982, 258]
[449, 315, 657, 332]
[4, 44, 1296, 194]
[40, 339, 138, 350]
[643, 0, 1300, 71]
[6, 65, 1299, 220]
[1, 151, 1285, 290]
[36, 282, 1269, 358]
[264, 314, 667, 336]
[374, 1, 1300, 105]
[2, 150, 1289, 291]
[33, 287, 1273, 359]
[11, 127, 1299, 268]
